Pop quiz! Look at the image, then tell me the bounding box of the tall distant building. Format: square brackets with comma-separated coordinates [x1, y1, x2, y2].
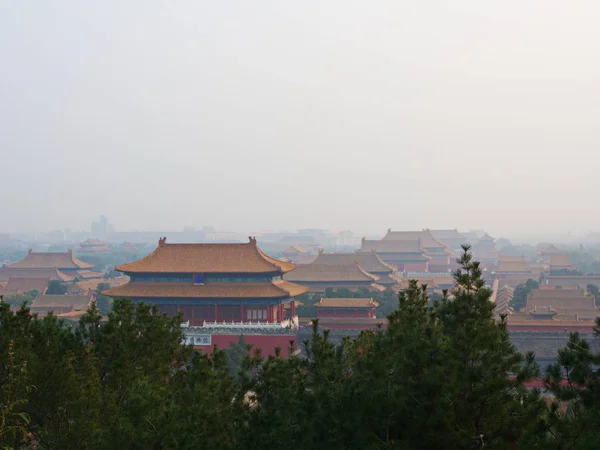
[90, 215, 114, 238]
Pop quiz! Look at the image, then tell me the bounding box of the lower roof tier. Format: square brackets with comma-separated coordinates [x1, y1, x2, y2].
[102, 280, 308, 299]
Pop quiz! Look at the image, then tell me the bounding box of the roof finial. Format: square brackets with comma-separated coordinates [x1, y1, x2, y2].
[28, 249, 32, 253]
[248, 236, 257, 246]
[387, 228, 391, 233]
[158, 237, 167, 247]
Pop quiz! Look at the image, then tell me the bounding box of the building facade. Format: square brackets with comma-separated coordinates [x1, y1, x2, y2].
[104, 237, 308, 356]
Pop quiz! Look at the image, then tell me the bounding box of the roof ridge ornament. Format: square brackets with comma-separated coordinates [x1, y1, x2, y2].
[158, 237, 167, 247]
[248, 236, 257, 246]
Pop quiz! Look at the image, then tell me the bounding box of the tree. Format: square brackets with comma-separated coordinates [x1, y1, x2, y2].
[0, 340, 31, 448]
[511, 278, 540, 311]
[587, 284, 600, 307]
[225, 335, 249, 381]
[543, 321, 600, 449]
[95, 282, 113, 315]
[46, 280, 67, 295]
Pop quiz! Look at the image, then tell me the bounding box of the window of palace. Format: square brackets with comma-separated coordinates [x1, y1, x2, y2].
[246, 308, 267, 321]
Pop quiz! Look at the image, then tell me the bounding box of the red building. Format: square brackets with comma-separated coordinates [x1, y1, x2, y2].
[104, 237, 308, 356]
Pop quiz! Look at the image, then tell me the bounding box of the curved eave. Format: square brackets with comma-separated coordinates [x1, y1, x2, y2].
[102, 280, 308, 299]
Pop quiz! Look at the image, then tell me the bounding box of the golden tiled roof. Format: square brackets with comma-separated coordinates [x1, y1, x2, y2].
[102, 280, 308, 299]
[283, 264, 379, 283]
[382, 230, 448, 249]
[116, 237, 295, 274]
[0, 267, 73, 282]
[282, 244, 308, 254]
[32, 294, 93, 311]
[528, 288, 597, 310]
[313, 252, 395, 273]
[316, 298, 378, 308]
[427, 229, 464, 240]
[75, 270, 105, 279]
[0, 277, 49, 295]
[6, 250, 93, 270]
[550, 254, 572, 267]
[540, 244, 565, 256]
[496, 261, 530, 273]
[358, 239, 428, 254]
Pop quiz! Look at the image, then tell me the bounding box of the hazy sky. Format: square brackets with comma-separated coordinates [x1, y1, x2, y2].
[2, 1, 600, 236]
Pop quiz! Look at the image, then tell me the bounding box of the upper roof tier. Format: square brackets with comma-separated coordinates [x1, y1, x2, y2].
[382, 230, 450, 251]
[427, 229, 465, 241]
[115, 237, 296, 274]
[358, 239, 429, 257]
[103, 280, 308, 299]
[283, 263, 379, 282]
[312, 252, 395, 273]
[7, 250, 94, 270]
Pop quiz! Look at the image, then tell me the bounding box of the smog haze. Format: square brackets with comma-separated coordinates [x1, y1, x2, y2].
[2, 1, 600, 236]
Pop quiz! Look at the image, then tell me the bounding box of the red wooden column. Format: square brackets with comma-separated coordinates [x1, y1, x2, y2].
[240, 302, 244, 322]
[291, 300, 296, 317]
[278, 303, 284, 322]
[267, 304, 272, 323]
[214, 303, 218, 322]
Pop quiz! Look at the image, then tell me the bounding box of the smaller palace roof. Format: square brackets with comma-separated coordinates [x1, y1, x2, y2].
[475, 233, 495, 243]
[0, 267, 74, 283]
[382, 230, 448, 250]
[312, 252, 395, 274]
[81, 239, 106, 246]
[528, 287, 596, 311]
[6, 250, 93, 270]
[359, 239, 428, 254]
[496, 255, 530, 273]
[550, 254, 572, 268]
[316, 298, 378, 308]
[427, 229, 465, 240]
[30, 293, 93, 316]
[284, 264, 379, 283]
[282, 244, 308, 254]
[116, 237, 295, 274]
[0, 277, 49, 295]
[540, 244, 565, 256]
[103, 280, 308, 299]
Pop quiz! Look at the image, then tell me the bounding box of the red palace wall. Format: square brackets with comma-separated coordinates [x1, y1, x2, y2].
[195, 333, 299, 358]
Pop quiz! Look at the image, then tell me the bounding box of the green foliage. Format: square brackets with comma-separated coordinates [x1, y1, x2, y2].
[587, 284, 600, 307]
[1, 293, 34, 306]
[225, 335, 248, 381]
[46, 279, 68, 295]
[94, 282, 113, 315]
[542, 322, 600, 449]
[296, 287, 399, 318]
[4, 246, 600, 449]
[511, 278, 540, 311]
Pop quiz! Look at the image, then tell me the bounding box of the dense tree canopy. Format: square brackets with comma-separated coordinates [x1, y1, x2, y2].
[1, 247, 600, 449]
